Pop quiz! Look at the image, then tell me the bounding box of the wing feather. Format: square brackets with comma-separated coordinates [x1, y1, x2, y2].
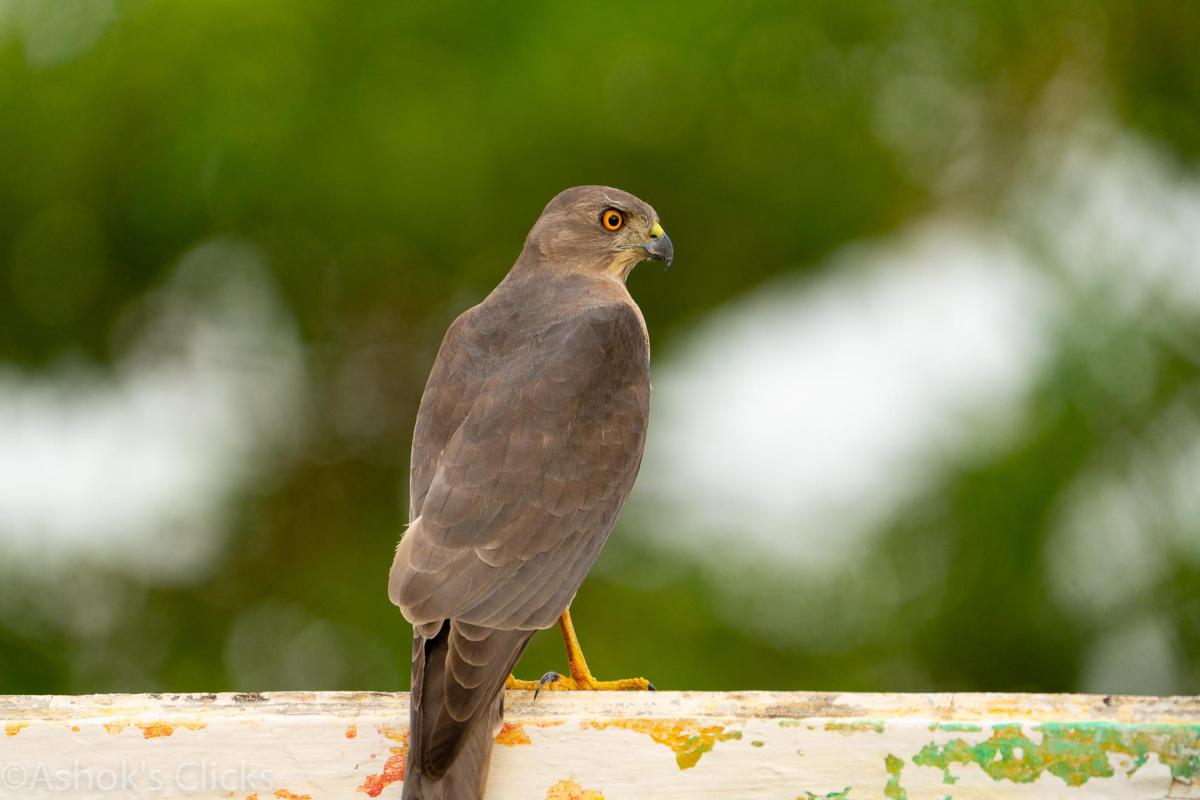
[390, 300, 648, 631]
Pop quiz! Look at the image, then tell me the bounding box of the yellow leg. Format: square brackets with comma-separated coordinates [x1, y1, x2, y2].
[505, 608, 654, 693]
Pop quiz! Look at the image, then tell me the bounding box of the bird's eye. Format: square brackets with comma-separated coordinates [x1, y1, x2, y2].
[601, 208, 624, 231]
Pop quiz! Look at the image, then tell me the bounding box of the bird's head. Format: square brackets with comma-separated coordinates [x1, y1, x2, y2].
[522, 185, 673, 280]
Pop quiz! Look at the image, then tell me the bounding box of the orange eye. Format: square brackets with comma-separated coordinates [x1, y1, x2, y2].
[601, 208, 624, 231]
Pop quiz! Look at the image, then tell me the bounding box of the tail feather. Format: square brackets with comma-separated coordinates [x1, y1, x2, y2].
[402, 691, 503, 800]
[402, 621, 532, 800]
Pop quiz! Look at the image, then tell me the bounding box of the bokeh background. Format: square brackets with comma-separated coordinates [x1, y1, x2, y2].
[2, 0, 1199, 696]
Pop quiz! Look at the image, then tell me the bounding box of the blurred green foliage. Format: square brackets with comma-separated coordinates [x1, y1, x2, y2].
[2, 0, 1199, 696]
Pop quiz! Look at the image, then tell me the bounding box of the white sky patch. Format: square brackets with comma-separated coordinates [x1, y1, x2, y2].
[0, 0, 117, 69]
[1048, 399, 1200, 621]
[1013, 121, 1200, 317]
[0, 239, 307, 583]
[1080, 615, 1181, 696]
[1033, 124, 1200, 623]
[636, 222, 1051, 575]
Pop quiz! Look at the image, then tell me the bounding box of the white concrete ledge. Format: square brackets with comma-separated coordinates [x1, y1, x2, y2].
[1, 691, 1199, 798]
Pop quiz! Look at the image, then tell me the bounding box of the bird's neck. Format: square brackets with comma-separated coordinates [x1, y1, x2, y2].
[514, 243, 638, 286]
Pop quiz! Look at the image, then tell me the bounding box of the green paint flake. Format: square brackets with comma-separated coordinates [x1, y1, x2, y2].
[912, 721, 1200, 787]
[928, 722, 982, 733]
[825, 719, 886, 735]
[751, 740, 765, 748]
[801, 788, 850, 800]
[884, 754, 908, 800]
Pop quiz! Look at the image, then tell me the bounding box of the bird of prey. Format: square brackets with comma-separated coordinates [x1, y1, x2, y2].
[388, 186, 672, 799]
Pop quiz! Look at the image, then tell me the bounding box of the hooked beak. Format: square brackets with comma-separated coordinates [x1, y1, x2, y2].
[643, 222, 674, 267]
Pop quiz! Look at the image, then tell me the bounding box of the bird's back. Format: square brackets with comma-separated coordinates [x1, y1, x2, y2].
[409, 270, 649, 528]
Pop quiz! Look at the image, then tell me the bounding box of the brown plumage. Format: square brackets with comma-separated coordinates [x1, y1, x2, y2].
[389, 186, 672, 799]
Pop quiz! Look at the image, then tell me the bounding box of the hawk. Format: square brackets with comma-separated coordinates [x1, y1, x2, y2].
[388, 186, 672, 799]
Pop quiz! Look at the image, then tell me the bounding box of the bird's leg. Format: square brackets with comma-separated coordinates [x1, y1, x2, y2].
[505, 608, 653, 694]
[553, 607, 655, 691]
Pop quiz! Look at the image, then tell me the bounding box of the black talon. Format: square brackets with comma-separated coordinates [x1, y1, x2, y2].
[533, 671, 561, 700]
[647, 682, 657, 691]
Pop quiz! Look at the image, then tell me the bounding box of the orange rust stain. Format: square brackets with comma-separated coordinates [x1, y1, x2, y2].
[70, 725, 80, 732]
[346, 724, 358, 739]
[99, 720, 203, 737]
[138, 721, 205, 738]
[496, 722, 532, 746]
[5, 723, 28, 737]
[358, 730, 408, 797]
[583, 718, 742, 770]
[378, 724, 407, 742]
[545, 779, 604, 800]
[274, 791, 312, 800]
[139, 722, 175, 738]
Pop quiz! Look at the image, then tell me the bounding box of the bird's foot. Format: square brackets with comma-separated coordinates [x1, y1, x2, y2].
[506, 670, 654, 699]
[505, 674, 544, 691]
[504, 608, 654, 698]
[541, 669, 655, 693]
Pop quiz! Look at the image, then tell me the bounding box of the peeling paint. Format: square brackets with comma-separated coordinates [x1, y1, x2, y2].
[233, 692, 267, 704]
[583, 718, 742, 770]
[884, 754, 907, 800]
[140, 722, 175, 738]
[138, 721, 205, 738]
[96, 721, 206, 738]
[825, 720, 885, 735]
[496, 722, 532, 746]
[928, 722, 982, 733]
[378, 724, 405, 742]
[912, 722, 1200, 787]
[801, 787, 850, 800]
[345, 724, 357, 739]
[4, 723, 28, 737]
[545, 778, 604, 799]
[358, 728, 408, 797]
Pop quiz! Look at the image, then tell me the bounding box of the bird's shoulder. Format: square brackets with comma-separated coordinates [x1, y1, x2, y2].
[452, 276, 647, 368]
[550, 296, 646, 348]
